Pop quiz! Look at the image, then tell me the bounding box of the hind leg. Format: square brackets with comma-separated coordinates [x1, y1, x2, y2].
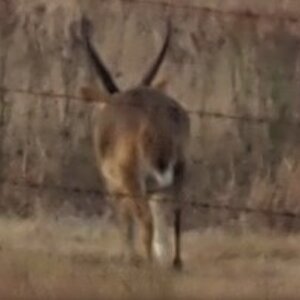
[133, 200, 154, 262]
[172, 206, 182, 270]
[116, 195, 153, 264]
[172, 160, 187, 271]
[149, 197, 171, 265]
[115, 199, 136, 262]
[102, 155, 154, 264]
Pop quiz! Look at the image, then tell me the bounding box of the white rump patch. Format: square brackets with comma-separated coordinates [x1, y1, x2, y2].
[153, 164, 174, 188]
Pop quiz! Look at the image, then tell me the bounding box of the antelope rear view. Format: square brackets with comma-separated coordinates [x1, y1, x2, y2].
[80, 16, 190, 270]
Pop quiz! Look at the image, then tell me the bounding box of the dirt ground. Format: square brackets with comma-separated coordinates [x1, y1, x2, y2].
[0, 216, 299, 300]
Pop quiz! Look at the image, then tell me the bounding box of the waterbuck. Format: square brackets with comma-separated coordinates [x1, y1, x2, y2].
[80, 17, 190, 270]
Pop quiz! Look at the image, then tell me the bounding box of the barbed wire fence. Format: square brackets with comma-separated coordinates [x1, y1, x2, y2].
[1, 0, 300, 226]
[2, 86, 300, 125]
[0, 84, 300, 224]
[1, 173, 300, 222]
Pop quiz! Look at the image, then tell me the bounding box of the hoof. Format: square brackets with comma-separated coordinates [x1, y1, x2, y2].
[172, 258, 183, 272]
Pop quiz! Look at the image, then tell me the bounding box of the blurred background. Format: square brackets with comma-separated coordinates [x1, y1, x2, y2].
[1, 0, 300, 231]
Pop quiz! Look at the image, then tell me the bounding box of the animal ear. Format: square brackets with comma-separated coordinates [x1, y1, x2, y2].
[154, 77, 169, 92]
[80, 86, 109, 103]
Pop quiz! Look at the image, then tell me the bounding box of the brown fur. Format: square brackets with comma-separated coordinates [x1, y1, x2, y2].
[80, 17, 190, 269]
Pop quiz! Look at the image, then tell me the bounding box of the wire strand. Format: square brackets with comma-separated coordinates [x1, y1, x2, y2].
[1, 86, 300, 125]
[1, 176, 300, 221]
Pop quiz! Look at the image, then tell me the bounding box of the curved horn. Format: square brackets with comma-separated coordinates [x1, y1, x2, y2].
[140, 20, 172, 87]
[81, 16, 119, 94]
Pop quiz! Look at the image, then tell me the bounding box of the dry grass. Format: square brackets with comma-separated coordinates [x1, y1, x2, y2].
[0, 216, 299, 300]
